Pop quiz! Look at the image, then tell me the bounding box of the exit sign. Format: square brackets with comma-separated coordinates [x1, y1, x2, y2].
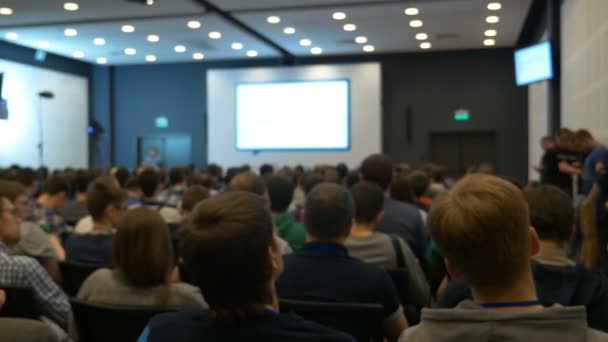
[155, 116, 169, 128]
[454, 109, 470, 121]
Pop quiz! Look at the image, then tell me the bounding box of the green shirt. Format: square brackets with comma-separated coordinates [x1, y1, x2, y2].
[273, 214, 307, 251]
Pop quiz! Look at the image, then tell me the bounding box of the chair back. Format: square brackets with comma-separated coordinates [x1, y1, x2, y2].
[0, 287, 40, 320]
[385, 267, 422, 325]
[59, 261, 107, 297]
[70, 299, 176, 342]
[279, 299, 383, 342]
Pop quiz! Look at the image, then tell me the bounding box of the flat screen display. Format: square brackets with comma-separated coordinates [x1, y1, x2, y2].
[514, 41, 554, 86]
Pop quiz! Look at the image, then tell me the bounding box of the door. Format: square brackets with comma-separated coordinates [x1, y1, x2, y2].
[138, 135, 192, 168]
[430, 132, 497, 179]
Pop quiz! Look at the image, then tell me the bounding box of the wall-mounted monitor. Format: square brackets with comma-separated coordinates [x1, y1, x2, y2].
[514, 41, 554, 86]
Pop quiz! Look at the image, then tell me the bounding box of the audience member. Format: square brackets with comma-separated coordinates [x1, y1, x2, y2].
[576, 130, 608, 195]
[267, 176, 306, 251]
[0, 318, 61, 342]
[59, 170, 93, 224]
[390, 175, 416, 205]
[277, 183, 408, 342]
[423, 163, 448, 198]
[534, 136, 557, 175]
[406, 170, 432, 217]
[157, 168, 187, 207]
[399, 175, 608, 341]
[542, 128, 582, 195]
[135, 169, 181, 224]
[259, 163, 275, 178]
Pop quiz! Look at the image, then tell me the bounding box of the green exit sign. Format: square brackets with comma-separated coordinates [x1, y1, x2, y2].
[155, 116, 169, 128]
[454, 110, 470, 121]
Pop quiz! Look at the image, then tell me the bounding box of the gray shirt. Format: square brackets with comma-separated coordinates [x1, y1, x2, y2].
[0, 318, 61, 342]
[11, 222, 57, 263]
[77, 268, 206, 309]
[376, 197, 428, 262]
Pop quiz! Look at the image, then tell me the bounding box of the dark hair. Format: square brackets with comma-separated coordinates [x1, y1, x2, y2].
[344, 170, 360, 188]
[390, 175, 416, 204]
[114, 167, 131, 188]
[301, 172, 324, 194]
[523, 185, 574, 244]
[168, 168, 186, 186]
[407, 171, 430, 197]
[72, 170, 95, 194]
[228, 172, 266, 196]
[336, 163, 349, 180]
[191, 173, 213, 188]
[305, 183, 354, 241]
[259, 164, 274, 177]
[351, 181, 384, 224]
[86, 180, 128, 221]
[181, 186, 210, 212]
[124, 177, 140, 190]
[360, 154, 394, 190]
[267, 176, 294, 213]
[541, 136, 555, 143]
[182, 192, 274, 325]
[0, 180, 26, 202]
[138, 169, 160, 198]
[206, 164, 223, 179]
[15, 168, 37, 187]
[42, 176, 69, 196]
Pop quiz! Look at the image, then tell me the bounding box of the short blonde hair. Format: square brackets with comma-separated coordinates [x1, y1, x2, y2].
[428, 174, 530, 292]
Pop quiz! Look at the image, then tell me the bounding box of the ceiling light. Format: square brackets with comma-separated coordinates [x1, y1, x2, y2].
[410, 20, 423, 28]
[93, 38, 106, 46]
[355, 36, 368, 44]
[0, 7, 13, 15]
[209, 31, 221, 39]
[147, 34, 160, 42]
[416, 33, 429, 40]
[363, 45, 375, 52]
[343, 24, 357, 31]
[64, 2, 79, 11]
[96, 57, 107, 65]
[72, 51, 85, 59]
[420, 42, 432, 49]
[247, 50, 258, 58]
[484, 29, 497, 37]
[486, 16, 499, 23]
[404, 8, 419, 16]
[37, 41, 50, 49]
[267, 16, 281, 24]
[187, 20, 201, 29]
[488, 2, 502, 10]
[193, 52, 205, 60]
[332, 12, 346, 20]
[124, 48, 137, 56]
[5, 32, 19, 40]
[231, 42, 244, 50]
[484, 38, 496, 46]
[121, 25, 135, 33]
[299, 39, 312, 47]
[310, 47, 323, 55]
[64, 28, 78, 37]
[283, 27, 296, 35]
[146, 55, 157, 62]
[174, 45, 186, 53]
[146, 0, 154, 5]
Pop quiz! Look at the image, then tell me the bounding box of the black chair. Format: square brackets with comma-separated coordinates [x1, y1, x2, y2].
[70, 299, 176, 342]
[0, 287, 40, 320]
[385, 267, 423, 325]
[59, 261, 108, 297]
[279, 299, 384, 342]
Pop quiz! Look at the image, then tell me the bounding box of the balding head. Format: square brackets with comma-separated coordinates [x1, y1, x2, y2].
[305, 183, 355, 242]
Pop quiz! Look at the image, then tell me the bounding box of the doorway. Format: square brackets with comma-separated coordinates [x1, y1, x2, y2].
[137, 134, 192, 168]
[430, 131, 497, 179]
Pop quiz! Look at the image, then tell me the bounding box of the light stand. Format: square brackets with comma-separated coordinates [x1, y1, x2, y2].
[37, 91, 54, 167]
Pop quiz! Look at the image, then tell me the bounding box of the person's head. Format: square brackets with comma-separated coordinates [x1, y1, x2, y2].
[523, 184, 574, 246]
[390, 174, 416, 204]
[360, 154, 394, 191]
[168, 168, 186, 187]
[181, 186, 210, 217]
[228, 172, 266, 197]
[336, 163, 349, 181]
[540, 136, 556, 151]
[182, 192, 282, 325]
[301, 172, 324, 195]
[191, 173, 213, 188]
[72, 170, 95, 196]
[267, 176, 295, 214]
[575, 129, 596, 152]
[14, 168, 38, 197]
[40, 176, 70, 209]
[137, 169, 161, 198]
[0, 197, 21, 246]
[206, 163, 223, 181]
[113, 167, 131, 188]
[558, 128, 576, 150]
[305, 183, 355, 243]
[149, 147, 159, 157]
[428, 174, 538, 296]
[0, 180, 30, 219]
[406, 171, 431, 198]
[351, 181, 384, 227]
[259, 164, 274, 177]
[87, 179, 128, 227]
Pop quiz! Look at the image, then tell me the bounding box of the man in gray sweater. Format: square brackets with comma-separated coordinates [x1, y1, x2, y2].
[400, 174, 608, 341]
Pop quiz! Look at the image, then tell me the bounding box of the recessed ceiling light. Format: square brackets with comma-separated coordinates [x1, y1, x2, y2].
[415, 33, 429, 40]
[267, 16, 281, 24]
[209, 31, 221, 39]
[96, 57, 107, 65]
[121, 25, 135, 33]
[72, 51, 85, 59]
[332, 12, 346, 20]
[187, 20, 201, 29]
[5, 32, 19, 40]
[37, 41, 50, 49]
[484, 29, 497, 37]
[310, 47, 323, 55]
[486, 16, 499, 23]
[0, 7, 13, 15]
[355, 36, 368, 44]
[484, 38, 496, 46]
[146, 55, 157, 62]
[410, 20, 423, 28]
[231, 42, 244, 50]
[93, 38, 106, 46]
[64, 2, 79, 11]
[64, 28, 78, 37]
[343, 24, 357, 31]
[247, 50, 258, 58]
[404, 8, 419, 16]
[488, 2, 502, 10]
[283, 27, 296, 35]
[420, 42, 432, 49]
[146, 0, 154, 5]
[363, 45, 375, 52]
[299, 39, 312, 47]
[147, 34, 160, 43]
[124, 48, 136, 56]
[193, 52, 205, 60]
[174, 45, 186, 53]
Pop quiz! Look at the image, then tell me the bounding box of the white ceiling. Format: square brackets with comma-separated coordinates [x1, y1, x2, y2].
[0, 0, 533, 65]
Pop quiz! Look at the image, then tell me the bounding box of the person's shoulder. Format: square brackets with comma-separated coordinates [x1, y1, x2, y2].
[83, 268, 114, 284]
[398, 324, 426, 342]
[0, 318, 60, 342]
[276, 313, 356, 341]
[147, 309, 209, 338]
[384, 198, 420, 216]
[587, 328, 608, 341]
[169, 282, 207, 306]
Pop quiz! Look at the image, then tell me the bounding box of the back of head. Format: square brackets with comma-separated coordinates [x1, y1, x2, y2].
[114, 167, 131, 188]
[360, 154, 393, 190]
[228, 171, 266, 196]
[42, 176, 69, 196]
[266, 176, 294, 213]
[137, 169, 160, 198]
[206, 163, 223, 179]
[351, 181, 384, 224]
[259, 164, 274, 177]
[390, 174, 415, 204]
[558, 128, 576, 147]
[72, 170, 95, 194]
[86, 179, 128, 221]
[0, 180, 26, 202]
[523, 185, 573, 245]
[406, 171, 431, 197]
[181, 185, 210, 212]
[113, 208, 173, 287]
[168, 168, 186, 186]
[182, 192, 274, 324]
[428, 174, 530, 292]
[301, 172, 324, 194]
[305, 183, 355, 241]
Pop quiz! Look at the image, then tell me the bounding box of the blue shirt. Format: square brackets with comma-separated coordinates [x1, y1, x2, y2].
[376, 197, 428, 262]
[64, 233, 113, 265]
[583, 145, 608, 195]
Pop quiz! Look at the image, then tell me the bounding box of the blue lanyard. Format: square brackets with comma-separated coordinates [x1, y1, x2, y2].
[480, 300, 542, 309]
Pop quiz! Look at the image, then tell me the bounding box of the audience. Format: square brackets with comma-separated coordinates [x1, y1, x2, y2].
[542, 128, 581, 195]
[406, 171, 432, 211]
[276, 183, 408, 342]
[58, 170, 93, 224]
[134, 169, 181, 224]
[400, 175, 608, 341]
[577, 130, 608, 195]
[157, 167, 187, 207]
[77, 207, 205, 308]
[267, 175, 306, 251]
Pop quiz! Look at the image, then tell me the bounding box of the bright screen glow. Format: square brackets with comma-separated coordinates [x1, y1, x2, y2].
[236, 80, 350, 151]
[514, 41, 553, 86]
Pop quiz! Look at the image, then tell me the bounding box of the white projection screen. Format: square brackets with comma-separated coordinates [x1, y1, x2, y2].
[207, 63, 381, 168]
